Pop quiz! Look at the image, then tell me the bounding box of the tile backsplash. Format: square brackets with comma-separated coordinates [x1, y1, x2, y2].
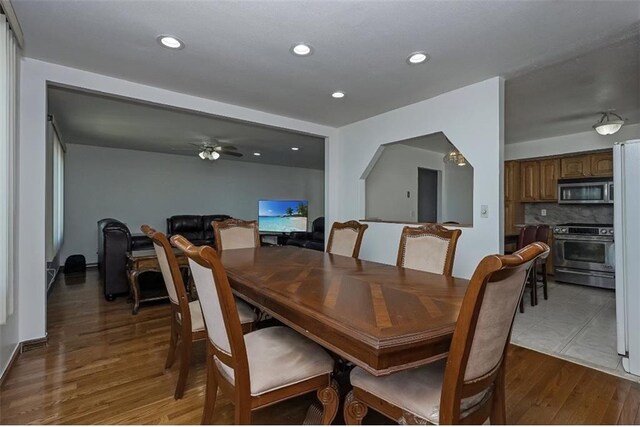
[524, 203, 613, 225]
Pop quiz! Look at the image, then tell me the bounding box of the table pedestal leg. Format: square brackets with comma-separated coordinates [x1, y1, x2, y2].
[128, 270, 141, 315]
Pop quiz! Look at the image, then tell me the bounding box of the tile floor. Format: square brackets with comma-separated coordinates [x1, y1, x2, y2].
[511, 279, 640, 382]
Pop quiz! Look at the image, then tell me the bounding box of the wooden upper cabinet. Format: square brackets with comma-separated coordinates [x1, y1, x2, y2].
[590, 151, 614, 177]
[539, 158, 560, 201]
[561, 155, 591, 178]
[520, 161, 540, 202]
[505, 161, 519, 202]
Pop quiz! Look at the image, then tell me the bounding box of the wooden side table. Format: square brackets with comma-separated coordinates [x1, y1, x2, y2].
[126, 249, 189, 315]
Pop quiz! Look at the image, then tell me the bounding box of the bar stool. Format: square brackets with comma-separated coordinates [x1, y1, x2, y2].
[518, 225, 538, 313]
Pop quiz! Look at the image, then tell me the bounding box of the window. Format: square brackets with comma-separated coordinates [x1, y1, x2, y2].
[52, 130, 64, 254]
[0, 14, 19, 324]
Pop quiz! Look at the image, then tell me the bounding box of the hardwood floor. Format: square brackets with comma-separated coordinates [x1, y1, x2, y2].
[1, 268, 639, 424]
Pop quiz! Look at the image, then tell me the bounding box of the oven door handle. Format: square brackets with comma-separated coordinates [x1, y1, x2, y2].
[555, 268, 615, 279]
[555, 235, 614, 242]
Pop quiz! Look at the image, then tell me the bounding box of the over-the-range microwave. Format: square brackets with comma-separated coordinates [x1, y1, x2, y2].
[557, 178, 613, 204]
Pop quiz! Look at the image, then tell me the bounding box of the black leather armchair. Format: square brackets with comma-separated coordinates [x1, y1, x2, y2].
[286, 217, 325, 251]
[166, 214, 231, 246]
[98, 219, 153, 301]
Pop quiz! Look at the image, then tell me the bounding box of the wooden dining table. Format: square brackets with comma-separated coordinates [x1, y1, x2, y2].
[219, 246, 469, 376]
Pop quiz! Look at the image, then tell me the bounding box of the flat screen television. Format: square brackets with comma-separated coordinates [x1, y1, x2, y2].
[258, 200, 308, 233]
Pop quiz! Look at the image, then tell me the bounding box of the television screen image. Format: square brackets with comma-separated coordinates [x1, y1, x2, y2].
[258, 200, 308, 233]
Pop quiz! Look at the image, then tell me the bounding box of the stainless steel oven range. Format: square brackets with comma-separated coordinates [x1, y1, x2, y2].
[554, 223, 615, 289]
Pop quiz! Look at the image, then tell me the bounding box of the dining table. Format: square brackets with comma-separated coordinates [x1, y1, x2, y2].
[219, 245, 469, 376]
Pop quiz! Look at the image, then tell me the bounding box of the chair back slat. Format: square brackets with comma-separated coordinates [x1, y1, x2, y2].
[212, 219, 259, 252]
[326, 220, 368, 258]
[396, 224, 462, 275]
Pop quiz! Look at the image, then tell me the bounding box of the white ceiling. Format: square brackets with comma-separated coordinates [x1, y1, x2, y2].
[506, 31, 640, 144]
[47, 86, 325, 169]
[14, 0, 640, 131]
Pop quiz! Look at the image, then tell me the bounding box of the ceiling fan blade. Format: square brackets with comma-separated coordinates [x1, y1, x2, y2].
[222, 151, 243, 157]
[213, 145, 238, 151]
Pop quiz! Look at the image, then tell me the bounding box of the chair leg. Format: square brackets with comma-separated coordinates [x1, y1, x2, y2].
[317, 379, 340, 425]
[174, 335, 192, 399]
[344, 390, 368, 425]
[519, 295, 525, 314]
[234, 400, 252, 425]
[530, 266, 538, 306]
[490, 365, 507, 425]
[542, 264, 548, 300]
[202, 354, 218, 425]
[165, 316, 179, 369]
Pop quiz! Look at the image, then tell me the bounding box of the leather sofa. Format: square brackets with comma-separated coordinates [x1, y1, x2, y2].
[166, 214, 232, 246]
[98, 218, 154, 301]
[286, 217, 325, 251]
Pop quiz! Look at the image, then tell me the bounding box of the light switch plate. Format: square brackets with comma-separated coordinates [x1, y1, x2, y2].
[480, 204, 489, 218]
[541, 209, 547, 216]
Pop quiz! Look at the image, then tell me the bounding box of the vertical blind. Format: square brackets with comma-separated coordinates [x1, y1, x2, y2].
[0, 13, 18, 324]
[52, 129, 64, 254]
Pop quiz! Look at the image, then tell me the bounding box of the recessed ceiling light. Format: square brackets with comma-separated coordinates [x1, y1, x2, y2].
[331, 91, 345, 99]
[291, 147, 300, 151]
[290, 43, 313, 56]
[406, 51, 430, 65]
[253, 152, 261, 156]
[157, 35, 184, 50]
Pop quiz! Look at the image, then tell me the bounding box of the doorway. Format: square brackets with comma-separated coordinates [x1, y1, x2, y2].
[418, 167, 438, 223]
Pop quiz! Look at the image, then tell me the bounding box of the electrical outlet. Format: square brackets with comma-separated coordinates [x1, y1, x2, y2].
[480, 205, 489, 218]
[541, 209, 547, 216]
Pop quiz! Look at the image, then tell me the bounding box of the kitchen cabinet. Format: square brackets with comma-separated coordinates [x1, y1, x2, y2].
[561, 155, 591, 178]
[590, 151, 614, 177]
[505, 161, 519, 202]
[520, 161, 540, 202]
[539, 158, 560, 201]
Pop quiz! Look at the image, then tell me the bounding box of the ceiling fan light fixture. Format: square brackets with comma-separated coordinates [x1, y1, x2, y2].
[593, 111, 624, 135]
[198, 150, 207, 160]
[211, 151, 221, 160]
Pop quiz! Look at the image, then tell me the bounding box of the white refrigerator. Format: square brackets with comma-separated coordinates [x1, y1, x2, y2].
[614, 139, 640, 375]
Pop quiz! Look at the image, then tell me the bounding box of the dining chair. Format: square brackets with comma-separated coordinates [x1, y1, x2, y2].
[517, 225, 539, 313]
[326, 220, 369, 258]
[213, 218, 260, 252]
[396, 224, 462, 276]
[141, 225, 257, 400]
[171, 235, 340, 425]
[344, 242, 549, 425]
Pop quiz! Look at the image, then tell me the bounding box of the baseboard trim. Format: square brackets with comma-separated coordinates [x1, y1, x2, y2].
[21, 334, 48, 352]
[0, 343, 21, 387]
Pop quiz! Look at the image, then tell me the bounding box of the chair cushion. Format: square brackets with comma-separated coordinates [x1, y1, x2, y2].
[180, 298, 256, 333]
[350, 361, 491, 424]
[216, 326, 333, 396]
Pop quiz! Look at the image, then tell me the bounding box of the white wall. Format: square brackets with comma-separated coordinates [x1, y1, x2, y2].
[505, 123, 640, 160]
[364, 144, 473, 224]
[443, 162, 474, 225]
[365, 145, 445, 222]
[61, 144, 324, 264]
[328, 77, 504, 279]
[18, 57, 335, 344]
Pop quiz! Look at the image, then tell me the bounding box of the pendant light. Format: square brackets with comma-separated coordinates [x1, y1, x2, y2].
[593, 111, 625, 136]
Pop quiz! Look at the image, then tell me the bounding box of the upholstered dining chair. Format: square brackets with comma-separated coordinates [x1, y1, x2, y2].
[326, 220, 369, 258]
[396, 224, 462, 276]
[171, 235, 340, 425]
[141, 225, 257, 400]
[212, 218, 260, 252]
[344, 242, 549, 425]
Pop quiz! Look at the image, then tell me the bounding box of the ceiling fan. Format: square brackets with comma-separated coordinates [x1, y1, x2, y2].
[184, 141, 244, 161]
